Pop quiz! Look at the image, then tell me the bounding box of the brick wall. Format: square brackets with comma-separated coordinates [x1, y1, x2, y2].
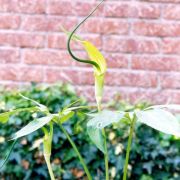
[0, 0, 180, 104]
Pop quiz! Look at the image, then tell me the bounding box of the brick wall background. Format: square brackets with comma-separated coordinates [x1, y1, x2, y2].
[0, 0, 180, 104]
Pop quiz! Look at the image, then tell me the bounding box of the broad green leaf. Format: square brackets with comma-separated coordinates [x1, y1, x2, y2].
[0, 107, 39, 124]
[87, 110, 124, 153]
[87, 127, 105, 153]
[87, 110, 125, 129]
[136, 109, 180, 137]
[146, 104, 180, 111]
[12, 115, 54, 140]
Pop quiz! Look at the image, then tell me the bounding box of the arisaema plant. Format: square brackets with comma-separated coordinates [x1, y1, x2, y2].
[0, 95, 93, 180]
[0, 0, 180, 180]
[63, 0, 180, 179]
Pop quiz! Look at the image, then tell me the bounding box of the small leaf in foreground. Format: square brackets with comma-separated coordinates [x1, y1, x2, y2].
[146, 104, 180, 111]
[87, 110, 125, 129]
[12, 115, 54, 140]
[0, 112, 10, 124]
[0, 107, 39, 124]
[87, 127, 105, 153]
[136, 109, 180, 137]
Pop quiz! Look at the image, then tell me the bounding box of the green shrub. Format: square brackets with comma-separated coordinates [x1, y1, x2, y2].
[0, 84, 179, 179]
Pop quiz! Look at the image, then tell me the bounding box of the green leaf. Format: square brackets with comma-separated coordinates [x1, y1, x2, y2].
[87, 127, 105, 153]
[60, 110, 75, 124]
[136, 109, 180, 137]
[0, 140, 18, 169]
[146, 104, 180, 111]
[87, 110, 125, 129]
[0, 107, 39, 124]
[12, 115, 54, 140]
[87, 110, 124, 153]
[0, 112, 10, 124]
[20, 94, 48, 112]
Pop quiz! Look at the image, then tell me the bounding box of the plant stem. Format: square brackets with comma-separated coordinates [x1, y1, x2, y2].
[102, 129, 109, 180]
[43, 123, 55, 180]
[98, 105, 109, 180]
[44, 155, 55, 180]
[123, 117, 136, 180]
[58, 123, 92, 180]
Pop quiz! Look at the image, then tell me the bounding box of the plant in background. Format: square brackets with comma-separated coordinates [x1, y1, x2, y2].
[0, 0, 180, 180]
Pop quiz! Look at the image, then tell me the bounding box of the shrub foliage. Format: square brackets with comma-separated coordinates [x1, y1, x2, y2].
[0, 84, 179, 180]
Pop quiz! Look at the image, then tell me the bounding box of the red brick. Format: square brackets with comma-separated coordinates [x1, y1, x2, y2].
[0, 0, 45, 14]
[45, 69, 94, 85]
[162, 39, 180, 54]
[106, 71, 158, 88]
[0, 0, 179, 105]
[104, 53, 129, 69]
[133, 22, 180, 37]
[21, 16, 78, 32]
[104, 2, 160, 19]
[132, 56, 180, 71]
[146, 0, 180, 3]
[19, 67, 44, 82]
[0, 66, 18, 81]
[80, 18, 103, 34]
[163, 5, 180, 20]
[103, 37, 160, 53]
[127, 89, 180, 104]
[160, 73, 180, 89]
[23, 50, 74, 66]
[0, 49, 19, 63]
[0, 15, 20, 29]
[47, 1, 103, 16]
[48, 34, 102, 50]
[101, 19, 129, 35]
[81, 18, 129, 34]
[0, 65, 43, 82]
[75, 86, 180, 104]
[0, 33, 45, 48]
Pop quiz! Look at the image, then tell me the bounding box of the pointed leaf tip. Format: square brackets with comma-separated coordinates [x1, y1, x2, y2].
[136, 109, 180, 137]
[12, 115, 54, 140]
[87, 127, 105, 153]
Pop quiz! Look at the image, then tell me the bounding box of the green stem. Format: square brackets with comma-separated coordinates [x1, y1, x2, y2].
[58, 122, 92, 180]
[43, 123, 55, 180]
[98, 106, 109, 180]
[102, 129, 109, 180]
[123, 117, 136, 180]
[67, 0, 105, 70]
[44, 155, 55, 180]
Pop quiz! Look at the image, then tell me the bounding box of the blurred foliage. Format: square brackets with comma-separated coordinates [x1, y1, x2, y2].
[0, 83, 179, 180]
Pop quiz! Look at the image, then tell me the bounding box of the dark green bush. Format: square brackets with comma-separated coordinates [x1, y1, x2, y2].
[0, 83, 179, 180]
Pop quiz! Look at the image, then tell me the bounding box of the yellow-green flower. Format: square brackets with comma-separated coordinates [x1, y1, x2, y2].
[63, 27, 107, 110]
